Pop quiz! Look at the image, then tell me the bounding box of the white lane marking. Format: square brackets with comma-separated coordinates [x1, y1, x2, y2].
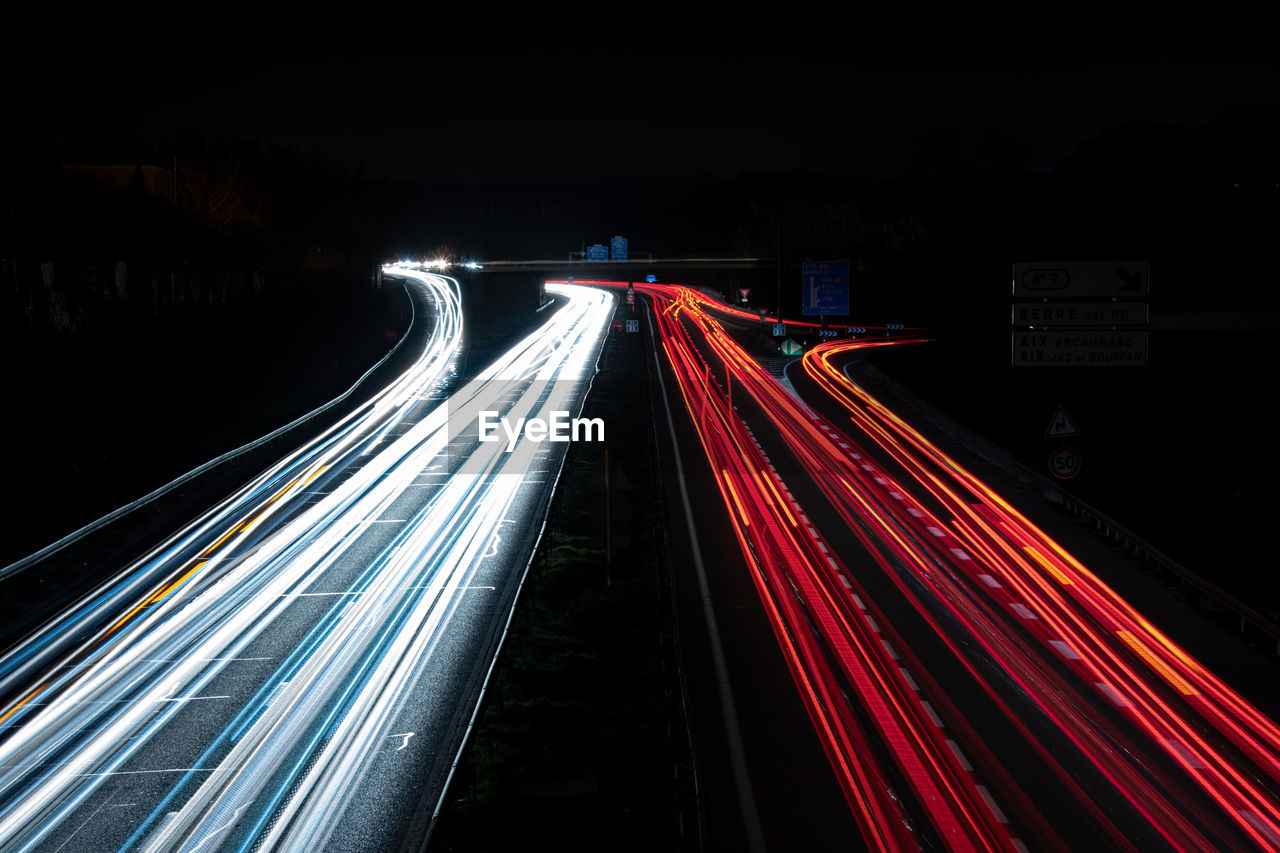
[283, 585, 496, 598]
[390, 732, 415, 751]
[817, 541, 829, 554]
[949, 548, 972, 561]
[851, 594, 866, 610]
[977, 785, 1009, 824]
[864, 615, 881, 633]
[1162, 738, 1208, 769]
[926, 526, 945, 537]
[907, 507, 924, 517]
[1013, 840, 1030, 853]
[73, 768, 215, 778]
[1050, 640, 1081, 660]
[154, 695, 231, 704]
[1097, 682, 1132, 707]
[947, 739, 973, 771]
[977, 573, 1001, 588]
[899, 667, 919, 691]
[1010, 603, 1037, 620]
[52, 787, 117, 852]
[1240, 811, 1280, 847]
[140, 657, 273, 663]
[650, 319, 769, 853]
[882, 640, 899, 660]
[861, 464, 875, 472]
[921, 700, 944, 728]
[873, 477, 887, 486]
[888, 491, 905, 500]
[839, 574, 852, 589]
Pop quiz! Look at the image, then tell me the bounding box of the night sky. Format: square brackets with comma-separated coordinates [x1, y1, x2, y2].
[8, 3, 1278, 182]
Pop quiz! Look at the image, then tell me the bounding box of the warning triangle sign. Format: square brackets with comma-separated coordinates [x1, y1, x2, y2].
[779, 338, 803, 356]
[1045, 406, 1080, 439]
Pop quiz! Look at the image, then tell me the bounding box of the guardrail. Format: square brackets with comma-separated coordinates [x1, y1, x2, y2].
[0, 278, 418, 583]
[1042, 483, 1280, 655]
[850, 358, 1280, 657]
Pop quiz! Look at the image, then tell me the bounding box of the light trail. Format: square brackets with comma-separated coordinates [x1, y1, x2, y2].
[0, 270, 614, 851]
[803, 337, 1280, 850]
[641, 280, 1280, 851]
[640, 284, 1021, 852]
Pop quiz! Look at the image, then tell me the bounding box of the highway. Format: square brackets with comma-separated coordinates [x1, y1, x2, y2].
[0, 268, 613, 851]
[633, 282, 1280, 852]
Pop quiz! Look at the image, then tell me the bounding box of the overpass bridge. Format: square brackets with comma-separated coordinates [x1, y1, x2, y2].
[469, 257, 770, 274]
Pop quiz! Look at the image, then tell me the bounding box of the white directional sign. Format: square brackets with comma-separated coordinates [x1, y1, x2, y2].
[1012, 330, 1148, 367]
[1012, 301, 1148, 327]
[1012, 262, 1149, 298]
[1045, 406, 1080, 438]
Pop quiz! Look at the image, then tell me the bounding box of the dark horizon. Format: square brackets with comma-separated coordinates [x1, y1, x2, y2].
[7, 4, 1278, 185]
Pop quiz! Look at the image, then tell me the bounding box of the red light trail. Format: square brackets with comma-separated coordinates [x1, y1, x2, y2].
[632, 281, 1280, 851]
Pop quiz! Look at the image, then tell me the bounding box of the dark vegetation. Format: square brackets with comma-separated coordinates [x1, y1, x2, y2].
[430, 307, 696, 852]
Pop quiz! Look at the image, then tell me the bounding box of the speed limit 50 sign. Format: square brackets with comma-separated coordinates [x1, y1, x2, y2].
[1049, 447, 1081, 479]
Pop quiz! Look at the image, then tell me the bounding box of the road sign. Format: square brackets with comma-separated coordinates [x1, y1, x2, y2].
[625, 319, 639, 333]
[646, 274, 656, 283]
[772, 323, 787, 337]
[587, 244, 608, 261]
[1011, 331, 1148, 367]
[610, 236, 628, 261]
[1049, 447, 1082, 479]
[739, 288, 751, 302]
[779, 338, 803, 355]
[802, 261, 850, 316]
[817, 329, 838, 338]
[1045, 406, 1080, 438]
[1012, 262, 1149, 298]
[626, 291, 635, 304]
[1012, 301, 1148, 327]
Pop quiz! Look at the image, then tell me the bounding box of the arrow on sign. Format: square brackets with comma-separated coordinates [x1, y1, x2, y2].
[1114, 265, 1143, 292]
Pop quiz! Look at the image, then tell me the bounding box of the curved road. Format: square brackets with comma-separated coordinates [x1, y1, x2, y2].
[0, 268, 614, 852]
